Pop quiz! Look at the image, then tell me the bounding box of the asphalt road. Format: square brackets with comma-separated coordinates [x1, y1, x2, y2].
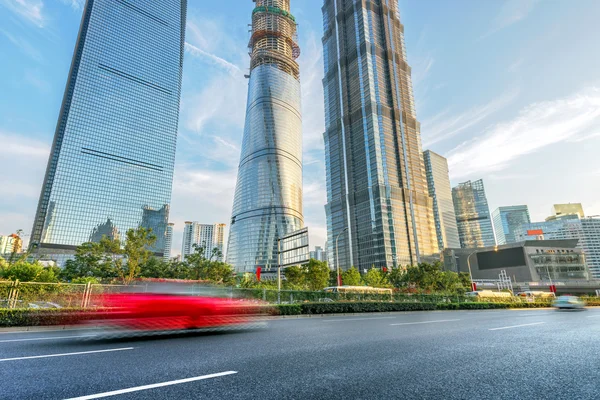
[1, 308, 599, 399]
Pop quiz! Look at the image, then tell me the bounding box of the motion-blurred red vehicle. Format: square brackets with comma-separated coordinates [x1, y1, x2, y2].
[90, 288, 267, 334]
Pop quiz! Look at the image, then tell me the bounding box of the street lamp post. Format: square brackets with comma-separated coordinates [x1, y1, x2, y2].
[335, 227, 348, 287]
[466, 251, 477, 292]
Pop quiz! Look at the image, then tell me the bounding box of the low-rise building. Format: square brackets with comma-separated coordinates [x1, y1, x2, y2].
[443, 240, 595, 293]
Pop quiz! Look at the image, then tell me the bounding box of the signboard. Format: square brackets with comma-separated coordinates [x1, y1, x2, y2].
[279, 227, 310, 268]
[527, 229, 544, 236]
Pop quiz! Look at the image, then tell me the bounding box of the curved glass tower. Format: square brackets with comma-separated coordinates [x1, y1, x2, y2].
[227, 0, 303, 272]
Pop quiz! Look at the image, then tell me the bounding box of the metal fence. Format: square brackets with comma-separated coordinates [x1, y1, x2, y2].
[0, 280, 567, 309]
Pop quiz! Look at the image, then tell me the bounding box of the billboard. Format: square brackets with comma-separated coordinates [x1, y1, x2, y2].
[527, 229, 544, 236]
[477, 247, 526, 270]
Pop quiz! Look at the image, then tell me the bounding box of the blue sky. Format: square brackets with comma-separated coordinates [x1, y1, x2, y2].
[1, 0, 600, 255]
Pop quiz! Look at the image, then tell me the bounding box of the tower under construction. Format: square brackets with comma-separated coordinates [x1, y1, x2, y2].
[227, 0, 304, 272]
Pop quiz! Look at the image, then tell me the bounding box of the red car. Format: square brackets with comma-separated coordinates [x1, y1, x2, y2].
[89, 289, 267, 335]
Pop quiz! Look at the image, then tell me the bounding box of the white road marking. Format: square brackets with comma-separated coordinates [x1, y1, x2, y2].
[321, 317, 397, 322]
[518, 312, 553, 317]
[0, 347, 133, 362]
[489, 322, 545, 331]
[390, 319, 460, 326]
[585, 314, 600, 318]
[0, 334, 96, 343]
[63, 371, 238, 400]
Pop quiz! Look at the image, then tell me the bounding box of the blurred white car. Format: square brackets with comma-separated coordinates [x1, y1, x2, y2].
[553, 295, 585, 310]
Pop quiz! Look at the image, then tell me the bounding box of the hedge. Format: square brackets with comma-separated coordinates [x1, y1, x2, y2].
[0, 300, 592, 326]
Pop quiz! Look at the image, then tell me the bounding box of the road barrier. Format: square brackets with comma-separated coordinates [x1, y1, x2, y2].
[2, 280, 599, 310]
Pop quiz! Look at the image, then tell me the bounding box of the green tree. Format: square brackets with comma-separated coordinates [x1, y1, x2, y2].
[342, 267, 362, 286]
[363, 268, 389, 288]
[120, 228, 156, 284]
[304, 259, 330, 291]
[0, 261, 58, 282]
[185, 243, 234, 285]
[283, 265, 305, 289]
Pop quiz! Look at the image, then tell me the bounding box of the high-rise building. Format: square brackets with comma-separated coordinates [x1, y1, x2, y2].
[547, 203, 585, 221]
[0, 234, 22, 254]
[452, 180, 496, 248]
[182, 222, 226, 260]
[163, 223, 174, 261]
[322, 0, 438, 271]
[423, 150, 460, 251]
[492, 205, 531, 245]
[227, 0, 304, 272]
[309, 246, 327, 262]
[29, 0, 187, 259]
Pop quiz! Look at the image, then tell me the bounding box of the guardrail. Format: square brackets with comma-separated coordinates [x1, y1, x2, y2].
[2, 281, 595, 309]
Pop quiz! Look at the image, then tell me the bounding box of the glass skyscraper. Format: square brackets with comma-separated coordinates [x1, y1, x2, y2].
[423, 150, 460, 251]
[322, 0, 438, 271]
[226, 0, 304, 272]
[492, 205, 531, 245]
[30, 0, 187, 258]
[452, 179, 496, 248]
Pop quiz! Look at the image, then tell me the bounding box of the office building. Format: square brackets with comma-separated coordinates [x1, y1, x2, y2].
[163, 223, 174, 261]
[182, 222, 226, 259]
[227, 0, 304, 272]
[546, 203, 585, 221]
[29, 0, 187, 260]
[492, 205, 531, 245]
[443, 240, 592, 294]
[515, 214, 600, 279]
[310, 246, 327, 262]
[322, 0, 438, 271]
[423, 150, 460, 251]
[452, 180, 496, 248]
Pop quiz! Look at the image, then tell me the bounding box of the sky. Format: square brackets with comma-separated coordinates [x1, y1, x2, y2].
[1, 0, 600, 256]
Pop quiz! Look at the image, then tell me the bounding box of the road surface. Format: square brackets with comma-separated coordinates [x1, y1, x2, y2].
[1, 308, 598, 399]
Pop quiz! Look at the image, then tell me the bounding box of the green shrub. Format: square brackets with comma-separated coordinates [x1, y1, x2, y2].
[0, 308, 107, 327]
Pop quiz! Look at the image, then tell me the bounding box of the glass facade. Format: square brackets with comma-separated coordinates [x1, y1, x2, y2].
[492, 205, 531, 245]
[452, 179, 496, 248]
[423, 150, 460, 251]
[30, 0, 187, 257]
[226, 0, 304, 272]
[322, 0, 438, 271]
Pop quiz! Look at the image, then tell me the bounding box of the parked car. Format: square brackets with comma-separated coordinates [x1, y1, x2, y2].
[553, 295, 585, 310]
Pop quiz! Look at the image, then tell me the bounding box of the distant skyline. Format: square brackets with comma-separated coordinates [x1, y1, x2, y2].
[2, 0, 600, 256]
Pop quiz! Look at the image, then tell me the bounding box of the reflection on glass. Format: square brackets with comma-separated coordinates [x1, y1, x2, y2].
[30, 0, 187, 258]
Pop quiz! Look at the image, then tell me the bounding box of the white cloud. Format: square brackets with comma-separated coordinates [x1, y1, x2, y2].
[0, 29, 43, 62]
[447, 86, 600, 179]
[421, 88, 519, 147]
[59, 0, 83, 10]
[481, 0, 539, 39]
[0, 131, 49, 241]
[184, 42, 241, 77]
[299, 30, 325, 153]
[0, 0, 45, 28]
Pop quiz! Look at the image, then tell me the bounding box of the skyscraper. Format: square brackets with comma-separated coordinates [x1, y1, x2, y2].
[547, 203, 585, 221]
[227, 0, 304, 272]
[163, 223, 174, 261]
[492, 205, 531, 245]
[182, 222, 226, 259]
[423, 150, 460, 251]
[322, 0, 438, 271]
[452, 179, 496, 248]
[30, 0, 187, 259]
